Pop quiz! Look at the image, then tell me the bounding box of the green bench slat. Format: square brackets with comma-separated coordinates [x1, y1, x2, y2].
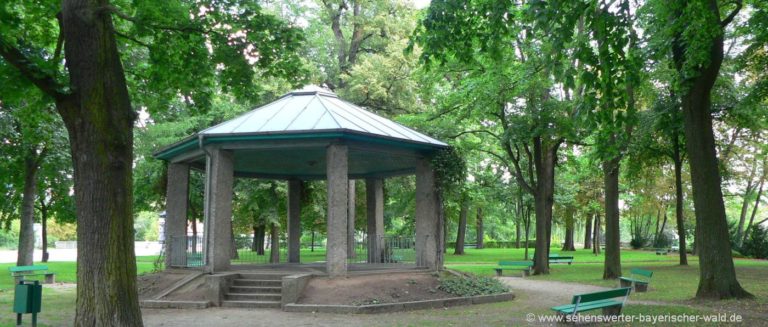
[619, 277, 648, 284]
[552, 300, 623, 314]
[628, 268, 653, 278]
[9, 265, 49, 273]
[497, 261, 533, 266]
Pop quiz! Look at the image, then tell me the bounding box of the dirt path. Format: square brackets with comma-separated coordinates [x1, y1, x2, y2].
[499, 277, 610, 307]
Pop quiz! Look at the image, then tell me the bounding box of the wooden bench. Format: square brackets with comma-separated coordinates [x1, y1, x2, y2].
[619, 268, 653, 292]
[494, 261, 533, 277]
[551, 287, 632, 318]
[655, 248, 669, 255]
[549, 253, 574, 265]
[9, 265, 55, 284]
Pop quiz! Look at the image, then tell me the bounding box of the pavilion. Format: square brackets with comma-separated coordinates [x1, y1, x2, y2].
[154, 86, 448, 277]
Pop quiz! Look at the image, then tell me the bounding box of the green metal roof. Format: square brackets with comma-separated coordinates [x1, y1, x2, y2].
[154, 86, 448, 179]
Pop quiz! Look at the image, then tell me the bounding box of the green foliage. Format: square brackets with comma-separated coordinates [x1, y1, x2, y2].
[431, 147, 467, 195]
[438, 274, 510, 297]
[741, 225, 768, 259]
[134, 211, 160, 242]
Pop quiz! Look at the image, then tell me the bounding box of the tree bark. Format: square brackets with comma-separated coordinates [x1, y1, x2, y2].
[475, 207, 484, 249]
[17, 151, 40, 267]
[41, 199, 49, 263]
[255, 224, 266, 255]
[743, 164, 765, 245]
[671, 0, 751, 299]
[524, 204, 532, 260]
[55, 1, 145, 324]
[454, 196, 468, 255]
[562, 212, 575, 251]
[190, 217, 198, 254]
[736, 162, 757, 246]
[531, 139, 557, 275]
[603, 157, 622, 279]
[270, 223, 280, 263]
[593, 214, 601, 255]
[673, 131, 688, 265]
[657, 212, 668, 246]
[584, 214, 593, 250]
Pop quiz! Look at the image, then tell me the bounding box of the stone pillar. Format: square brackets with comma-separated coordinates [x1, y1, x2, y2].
[204, 148, 234, 273]
[165, 163, 189, 269]
[347, 180, 356, 259]
[366, 178, 384, 263]
[415, 158, 439, 270]
[287, 179, 302, 263]
[326, 144, 348, 277]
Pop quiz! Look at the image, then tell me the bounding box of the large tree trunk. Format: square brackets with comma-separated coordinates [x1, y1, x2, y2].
[671, 0, 751, 298]
[17, 151, 40, 266]
[673, 133, 688, 265]
[584, 214, 593, 250]
[190, 217, 198, 254]
[532, 139, 557, 275]
[475, 207, 484, 249]
[58, 1, 143, 324]
[454, 197, 468, 255]
[562, 213, 575, 251]
[603, 157, 622, 279]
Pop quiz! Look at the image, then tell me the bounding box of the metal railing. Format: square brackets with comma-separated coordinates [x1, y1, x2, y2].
[169, 234, 416, 267]
[169, 235, 204, 268]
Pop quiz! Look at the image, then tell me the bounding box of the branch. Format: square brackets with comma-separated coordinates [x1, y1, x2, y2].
[720, 0, 742, 27]
[0, 39, 66, 100]
[115, 31, 150, 48]
[448, 129, 501, 142]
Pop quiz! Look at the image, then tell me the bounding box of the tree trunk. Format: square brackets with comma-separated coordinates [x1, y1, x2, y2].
[475, 207, 484, 249]
[454, 196, 468, 255]
[532, 139, 557, 275]
[593, 214, 601, 255]
[584, 214, 593, 249]
[524, 204, 531, 260]
[41, 200, 49, 263]
[191, 217, 198, 254]
[736, 163, 756, 247]
[743, 164, 765, 245]
[562, 213, 575, 251]
[251, 225, 258, 252]
[673, 133, 688, 265]
[658, 212, 668, 245]
[654, 209, 662, 244]
[230, 226, 239, 260]
[57, 0, 143, 323]
[310, 228, 315, 252]
[255, 224, 266, 255]
[603, 157, 622, 279]
[17, 151, 40, 266]
[670, 2, 751, 298]
[270, 223, 280, 263]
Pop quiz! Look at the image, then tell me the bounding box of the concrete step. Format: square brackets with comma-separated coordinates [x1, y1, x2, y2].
[221, 300, 281, 309]
[232, 279, 282, 287]
[229, 286, 282, 294]
[226, 293, 282, 301]
[237, 273, 285, 280]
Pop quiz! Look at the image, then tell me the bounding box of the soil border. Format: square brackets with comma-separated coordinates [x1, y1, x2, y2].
[283, 292, 515, 314]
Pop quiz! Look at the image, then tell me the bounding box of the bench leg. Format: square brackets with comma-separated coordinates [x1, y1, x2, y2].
[635, 283, 648, 292]
[495, 269, 502, 277]
[45, 274, 55, 284]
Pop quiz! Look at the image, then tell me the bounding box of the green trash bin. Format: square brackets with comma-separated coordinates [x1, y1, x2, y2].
[13, 280, 42, 326]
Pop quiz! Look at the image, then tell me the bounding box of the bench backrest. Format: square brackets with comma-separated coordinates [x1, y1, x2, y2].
[572, 287, 631, 304]
[630, 268, 653, 278]
[498, 260, 533, 266]
[9, 265, 49, 273]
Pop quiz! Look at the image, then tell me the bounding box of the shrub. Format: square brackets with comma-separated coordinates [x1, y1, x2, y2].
[438, 275, 510, 297]
[741, 225, 768, 259]
[629, 237, 648, 249]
